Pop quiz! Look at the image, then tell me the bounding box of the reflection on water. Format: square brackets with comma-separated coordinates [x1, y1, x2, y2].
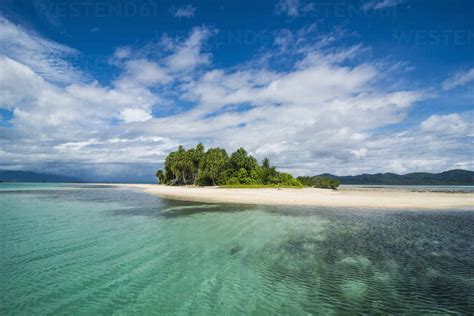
[1, 183, 473, 314]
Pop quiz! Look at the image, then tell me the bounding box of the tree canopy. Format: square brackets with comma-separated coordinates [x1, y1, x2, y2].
[297, 176, 340, 190]
[156, 144, 339, 189]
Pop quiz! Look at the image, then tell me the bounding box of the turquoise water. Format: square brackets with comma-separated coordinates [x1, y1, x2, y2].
[1, 183, 473, 314]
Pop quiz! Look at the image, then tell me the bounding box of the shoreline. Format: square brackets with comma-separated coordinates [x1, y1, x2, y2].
[109, 184, 474, 210]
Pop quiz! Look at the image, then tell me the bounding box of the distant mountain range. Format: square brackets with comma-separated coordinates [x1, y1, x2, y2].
[0, 170, 81, 183]
[316, 169, 474, 185]
[1, 169, 473, 185]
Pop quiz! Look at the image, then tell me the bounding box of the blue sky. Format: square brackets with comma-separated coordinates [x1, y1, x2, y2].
[0, 0, 473, 182]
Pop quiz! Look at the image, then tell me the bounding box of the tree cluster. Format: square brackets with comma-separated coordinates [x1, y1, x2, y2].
[297, 176, 340, 190]
[155, 144, 301, 187]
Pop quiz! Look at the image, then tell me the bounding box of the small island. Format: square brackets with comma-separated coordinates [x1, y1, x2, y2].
[129, 144, 474, 209]
[155, 143, 339, 189]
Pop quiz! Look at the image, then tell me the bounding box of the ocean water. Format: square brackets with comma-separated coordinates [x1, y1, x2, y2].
[1, 183, 473, 314]
[341, 184, 474, 193]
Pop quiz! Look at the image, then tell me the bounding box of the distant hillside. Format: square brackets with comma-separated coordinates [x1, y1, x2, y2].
[316, 169, 474, 185]
[0, 170, 81, 183]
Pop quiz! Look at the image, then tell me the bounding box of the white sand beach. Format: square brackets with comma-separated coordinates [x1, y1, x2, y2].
[112, 184, 474, 210]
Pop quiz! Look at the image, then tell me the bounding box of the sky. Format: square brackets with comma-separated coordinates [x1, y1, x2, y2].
[0, 0, 473, 182]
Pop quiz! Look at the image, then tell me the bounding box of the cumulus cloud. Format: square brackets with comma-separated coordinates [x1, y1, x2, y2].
[361, 112, 474, 174]
[442, 68, 474, 90]
[120, 109, 153, 123]
[0, 20, 214, 179]
[164, 27, 213, 72]
[0, 15, 471, 180]
[171, 4, 196, 18]
[114, 59, 172, 88]
[420, 113, 470, 135]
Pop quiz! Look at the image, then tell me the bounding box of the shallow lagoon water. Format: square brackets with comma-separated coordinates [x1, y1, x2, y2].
[1, 183, 473, 314]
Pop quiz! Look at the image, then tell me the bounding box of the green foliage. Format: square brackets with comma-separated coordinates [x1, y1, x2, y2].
[155, 170, 165, 184]
[162, 144, 204, 185]
[314, 177, 340, 189]
[187, 142, 205, 185]
[297, 176, 340, 190]
[226, 168, 259, 185]
[156, 144, 301, 187]
[229, 148, 258, 172]
[260, 157, 280, 184]
[278, 172, 303, 187]
[199, 148, 229, 186]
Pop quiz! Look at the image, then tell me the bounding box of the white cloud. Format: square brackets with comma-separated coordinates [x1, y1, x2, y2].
[108, 27, 213, 76]
[165, 27, 213, 72]
[115, 59, 171, 88]
[172, 4, 196, 18]
[112, 47, 132, 60]
[0, 17, 85, 84]
[0, 56, 45, 108]
[362, 0, 404, 11]
[0, 20, 216, 175]
[442, 68, 474, 90]
[360, 112, 473, 174]
[421, 113, 469, 135]
[120, 109, 152, 123]
[0, 16, 471, 180]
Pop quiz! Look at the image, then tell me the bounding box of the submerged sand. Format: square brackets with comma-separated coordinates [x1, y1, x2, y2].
[111, 184, 474, 210]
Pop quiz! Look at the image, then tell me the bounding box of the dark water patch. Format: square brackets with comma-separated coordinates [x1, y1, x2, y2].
[230, 245, 243, 255]
[258, 203, 410, 218]
[109, 198, 253, 218]
[157, 203, 251, 218]
[248, 209, 474, 314]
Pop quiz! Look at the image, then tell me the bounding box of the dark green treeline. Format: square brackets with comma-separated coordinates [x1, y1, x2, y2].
[155, 143, 339, 189]
[155, 143, 300, 186]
